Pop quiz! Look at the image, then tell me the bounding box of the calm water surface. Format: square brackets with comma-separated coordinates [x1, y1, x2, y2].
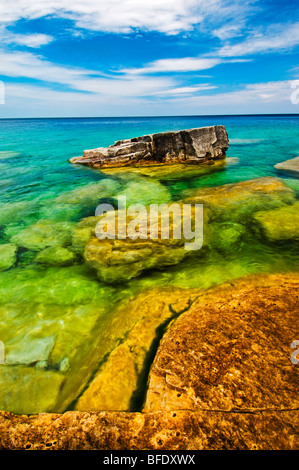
[0, 115, 298, 414]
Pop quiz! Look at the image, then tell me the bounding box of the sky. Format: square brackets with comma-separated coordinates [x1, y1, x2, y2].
[0, 0, 298, 117]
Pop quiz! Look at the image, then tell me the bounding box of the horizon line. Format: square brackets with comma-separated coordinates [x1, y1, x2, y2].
[0, 113, 299, 120]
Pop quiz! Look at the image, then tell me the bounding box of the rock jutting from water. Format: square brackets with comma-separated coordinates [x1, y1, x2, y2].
[69, 125, 229, 168]
[274, 156, 299, 176]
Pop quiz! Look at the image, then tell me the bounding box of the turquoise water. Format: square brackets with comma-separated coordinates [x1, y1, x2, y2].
[1, 115, 299, 207]
[0, 115, 298, 414]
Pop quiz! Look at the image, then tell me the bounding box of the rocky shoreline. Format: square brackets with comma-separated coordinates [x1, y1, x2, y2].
[0, 273, 298, 450]
[1, 124, 299, 450]
[69, 125, 229, 168]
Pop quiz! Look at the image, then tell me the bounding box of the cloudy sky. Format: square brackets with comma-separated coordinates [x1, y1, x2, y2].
[0, 0, 298, 117]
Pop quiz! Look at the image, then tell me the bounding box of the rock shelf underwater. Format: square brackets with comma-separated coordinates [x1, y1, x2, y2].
[0, 116, 298, 417]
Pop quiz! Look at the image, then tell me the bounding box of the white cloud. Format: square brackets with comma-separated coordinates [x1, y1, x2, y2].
[155, 85, 217, 95]
[121, 57, 222, 74]
[158, 80, 296, 114]
[72, 76, 176, 97]
[0, 49, 249, 100]
[212, 22, 244, 40]
[0, 49, 176, 97]
[120, 56, 251, 76]
[218, 22, 299, 56]
[1, 30, 53, 48]
[3, 79, 296, 118]
[0, 0, 255, 35]
[0, 50, 95, 84]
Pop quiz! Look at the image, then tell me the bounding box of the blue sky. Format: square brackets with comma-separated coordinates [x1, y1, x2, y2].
[0, 0, 298, 117]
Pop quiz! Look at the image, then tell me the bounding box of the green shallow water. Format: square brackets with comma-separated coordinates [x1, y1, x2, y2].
[0, 115, 298, 414]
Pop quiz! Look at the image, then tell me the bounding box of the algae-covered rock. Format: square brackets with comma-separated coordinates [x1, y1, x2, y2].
[117, 175, 172, 206]
[0, 265, 113, 306]
[3, 223, 25, 241]
[54, 179, 122, 206]
[0, 244, 18, 271]
[253, 201, 299, 241]
[0, 201, 39, 228]
[11, 220, 74, 251]
[83, 204, 206, 284]
[69, 174, 172, 253]
[206, 222, 246, 252]
[70, 177, 295, 284]
[101, 159, 230, 182]
[0, 366, 65, 415]
[38, 180, 123, 223]
[183, 177, 295, 221]
[144, 273, 299, 413]
[39, 203, 83, 223]
[0, 263, 120, 414]
[34, 246, 78, 266]
[71, 218, 99, 255]
[18, 250, 36, 266]
[78, 177, 295, 284]
[283, 177, 299, 193]
[0, 300, 115, 413]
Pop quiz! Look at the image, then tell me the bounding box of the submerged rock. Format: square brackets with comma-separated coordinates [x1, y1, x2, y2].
[274, 156, 299, 176]
[75, 288, 200, 411]
[144, 273, 299, 413]
[0, 264, 118, 414]
[5, 334, 56, 366]
[0, 273, 298, 450]
[83, 204, 207, 283]
[69, 126, 229, 169]
[206, 222, 246, 252]
[101, 158, 231, 181]
[253, 201, 299, 241]
[34, 246, 78, 266]
[0, 244, 18, 272]
[183, 177, 295, 221]
[0, 367, 65, 416]
[116, 174, 172, 206]
[0, 201, 38, 228]
[71, 221, 97, 255]
[11, 220, 74, 251]
[76, 177, 295, 284]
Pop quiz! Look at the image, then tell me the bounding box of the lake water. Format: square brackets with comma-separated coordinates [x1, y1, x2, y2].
[0, 115, 298, 414]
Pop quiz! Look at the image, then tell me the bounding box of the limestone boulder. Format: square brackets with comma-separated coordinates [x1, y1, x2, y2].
[253, 201, 299, 242]
[75, 288, 200, 412]
[0, 274, 298, 450]
[144, 273, 299, 413]
[78, 177, 294, 283]
[69, 126, 229, 169]
[182, 177, 295, 221]
[83, 204, 207, 283]
[0, 409, 298, 450]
